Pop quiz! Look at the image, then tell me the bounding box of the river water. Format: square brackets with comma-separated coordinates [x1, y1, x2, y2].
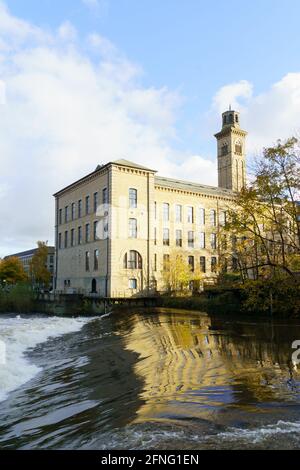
[0, 309, 300, 450]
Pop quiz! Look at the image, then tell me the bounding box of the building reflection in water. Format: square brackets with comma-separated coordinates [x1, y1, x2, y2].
[120, 310, 300, 425]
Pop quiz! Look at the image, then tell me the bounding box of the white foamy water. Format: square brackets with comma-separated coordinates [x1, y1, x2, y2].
[0, 315, 92, 403]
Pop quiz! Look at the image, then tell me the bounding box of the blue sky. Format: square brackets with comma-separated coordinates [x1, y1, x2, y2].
[1, 0, 300, 255]
[7, 0, 300, 155]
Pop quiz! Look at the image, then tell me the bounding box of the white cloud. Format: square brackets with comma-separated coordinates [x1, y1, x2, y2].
[0, 2, 215, 257]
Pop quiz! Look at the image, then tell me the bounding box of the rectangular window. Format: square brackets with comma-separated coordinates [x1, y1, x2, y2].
[154, 202, 157, 219]
[163, 203, 169, 222]
[129, 188, 137, 208]
[188, 231, 194, 248]
[210, 209, 216, 227]
[85, 196, 90, 215]
[211, 257, 217, 273]
[65, 206, 68, 223]
[163, 254, 170, 271]
[211, 233, 217, 250]
[176, 229, 182, 247]
[85, 251, 90, 272]
[200, 256, 206, 273]
[71, 203, 75, 221]
[58, 233, 62, 249]
[129, 278, 137, 289]
[78, 200, 82, 218]
[175, 204, 182, 223]
[188, 256, 194, 272]
[129, 218, 137, 238]
[163, 228, 170, 246]
[154, 254, 157, 272]
[154, 227, 157, 245]
[85, 223, 90, 243]
[71, 229, 75, 247]
[94, 192, 98, 213]
[198, 208, 205, 225]
[103, 188, 108, 204]
[64, 231, 68, 249]
[78, 226, 82, 245]
[199, 232, 205, 249]
[220, 210, 227, 226]
[93, 221, 98, 240]
[59, 209, 62, 225]
[94, 249, 99, 271]
[187, 206, 194, 224]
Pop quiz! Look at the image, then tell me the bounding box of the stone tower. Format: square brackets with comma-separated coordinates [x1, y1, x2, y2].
[215, 109, 247, 191]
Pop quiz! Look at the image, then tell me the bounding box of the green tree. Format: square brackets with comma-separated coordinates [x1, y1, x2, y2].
[30, 241, 51, 289]
[0, 257, 28, 285]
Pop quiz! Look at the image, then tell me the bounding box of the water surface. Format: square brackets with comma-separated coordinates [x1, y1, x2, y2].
[0, 309, 300, 450]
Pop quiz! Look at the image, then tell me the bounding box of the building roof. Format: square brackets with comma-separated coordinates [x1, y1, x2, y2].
[155, 175, 234, 198]
[54, 159, 156, 197]
[5, 247, 55, 259]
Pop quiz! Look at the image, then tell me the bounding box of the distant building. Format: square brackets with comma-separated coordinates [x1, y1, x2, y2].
[53, 109, 247, 297]
[5, 247, 55, 287]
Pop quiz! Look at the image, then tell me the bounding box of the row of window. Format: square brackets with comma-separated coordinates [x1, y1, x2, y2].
[158, 204, 226, 226]
[161, 229, 217, 249]
[58, 221, 101, 249]
[59, 188, 109, 225]
[162, 254, 217, 273]
[85, 250, 100, 272]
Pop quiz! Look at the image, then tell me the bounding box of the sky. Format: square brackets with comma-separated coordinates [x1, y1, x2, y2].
[1, 0, 300, 256]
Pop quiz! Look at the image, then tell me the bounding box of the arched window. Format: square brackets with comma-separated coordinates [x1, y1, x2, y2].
[235, 140, 242, 155]
[124, 251, 142, 269]
[221, 143, 228, 156]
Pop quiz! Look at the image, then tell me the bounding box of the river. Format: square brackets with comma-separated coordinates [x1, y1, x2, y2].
[0, 309, 300, 449]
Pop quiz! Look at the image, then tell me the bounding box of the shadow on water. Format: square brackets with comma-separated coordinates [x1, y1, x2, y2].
[0, 309, 300, 449]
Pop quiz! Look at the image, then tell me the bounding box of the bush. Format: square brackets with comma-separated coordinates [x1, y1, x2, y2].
[0, 283, 35, 313]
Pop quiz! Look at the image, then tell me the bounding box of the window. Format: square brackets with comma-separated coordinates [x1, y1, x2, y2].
[78, 200, 82, 218]
[129, 218, 137, 238]
[163, 203, 169, 222]
[188, 231, 194, 248]
[65, 206, 68, 223]
[163, 228, 170, 246]
[129, 188, 137, 208]
[85, 223, 90, 243]
[85, 251, 90, 272]
[163, 254, 170, 271]
[58, 233, 62, 249]
[199, 232, 205, 249]
[211, 257, 217, 273]
[188, 256, 194, 272]
[59, 209, 62, 225]
[78, 226, 82, 245]
[94, 192, 98, 213]
[211, 233, 217, 250]
[154, 254, 157, 272]
[124, 251, 142, 269]
[154, 202, 157, 219]
[129, 279, 137, 289]
[198, 208, 205, 225]
[64, 231, 68, 249]
[210, 209, 216, 227]
[176, 229, 182, 247]
[93, 221, 98, 241]
[235, 140, 242, 155]
[71, 229, 75, 247]
[175, 204, 182, 223]
[221, 144, 228, 156]
[154, 227, 157, 245]
[71, 203, 75, 221]
[94, 249, 99, 271]
[200, 256, 206, 273]
[220, 210, 227, 226]
[85, 196, 90, 215]
[103, 188, 108, 204]
[187, 206, 194, 224]
[223, 115, 227, 126]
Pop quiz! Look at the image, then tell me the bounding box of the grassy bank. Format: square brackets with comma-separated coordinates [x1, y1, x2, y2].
[0, 284, 35, 313]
